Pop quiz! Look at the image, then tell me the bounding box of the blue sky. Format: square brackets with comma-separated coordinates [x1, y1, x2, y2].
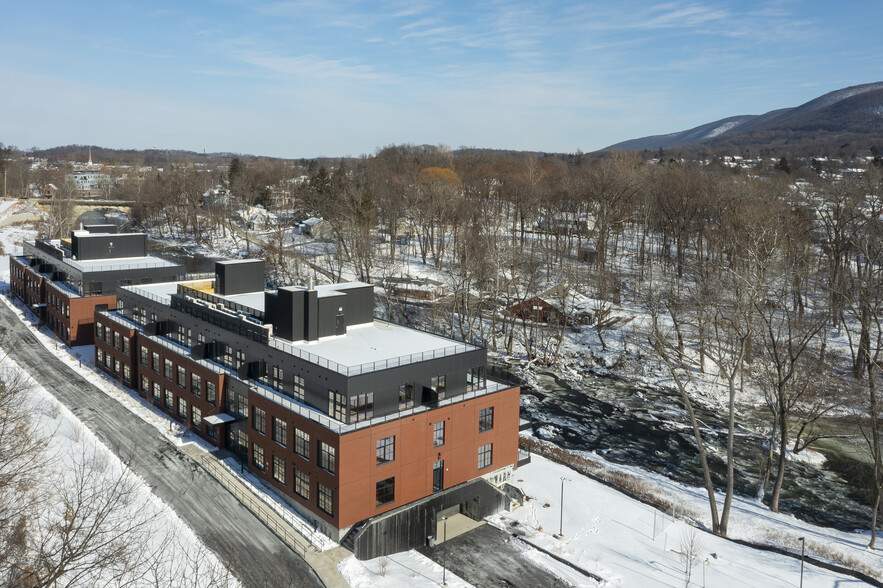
[1, 1, 881, 158]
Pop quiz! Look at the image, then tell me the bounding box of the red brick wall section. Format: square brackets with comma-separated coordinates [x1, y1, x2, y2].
[336, 385, 520, 529]
[248, 392, 341, 527]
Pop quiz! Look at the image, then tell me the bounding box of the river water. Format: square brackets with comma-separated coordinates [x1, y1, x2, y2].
[500, 362, 876, 535]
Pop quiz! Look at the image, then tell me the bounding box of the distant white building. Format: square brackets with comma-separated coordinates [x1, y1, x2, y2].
[66, 148, 110, 198]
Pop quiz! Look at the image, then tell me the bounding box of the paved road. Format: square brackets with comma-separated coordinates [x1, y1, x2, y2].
[418, 523, 574, 588]
[0, 301, 323, 588]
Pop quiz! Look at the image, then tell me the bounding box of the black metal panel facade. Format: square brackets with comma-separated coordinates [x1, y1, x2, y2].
[72, 233, 146, 260]
[350, 479, 509, 560]
[215, 259, 265, 295]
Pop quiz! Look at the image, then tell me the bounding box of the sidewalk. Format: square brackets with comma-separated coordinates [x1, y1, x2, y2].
[179, 443, 352, 588]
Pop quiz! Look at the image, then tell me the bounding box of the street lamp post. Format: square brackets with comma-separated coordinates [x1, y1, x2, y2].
[798, 537, 805, 588]
[442, 516, 448, 586]
[559, 477, 566, 537]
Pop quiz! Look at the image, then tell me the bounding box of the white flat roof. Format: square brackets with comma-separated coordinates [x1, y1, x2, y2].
[278, 320, 479, 369]
[67, 256, 180, 272]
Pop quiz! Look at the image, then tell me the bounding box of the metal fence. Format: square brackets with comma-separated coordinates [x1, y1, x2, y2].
[197, 455, 311, 557]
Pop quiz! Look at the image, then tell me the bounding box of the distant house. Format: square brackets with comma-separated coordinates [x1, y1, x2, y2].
[505, 284, 593, 326]
[239, 205, 277, 231]
[382, 276, 446, 301]
[300, 217, 333, 240]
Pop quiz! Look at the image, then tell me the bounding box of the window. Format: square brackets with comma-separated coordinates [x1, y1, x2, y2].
[433, 421, 445, 447]
[164, 359, 173, 379]
[122, 337, 130, 355]
[164, 389, 173, 410]
[431, 375, 446, 399]
[152, 351, 160, 372]
[191, 373, 201, 397]
[294, 468, 310, 499]
[272, 417, 287, 446]
[478, 443, 493, 470]
[222, 344, 233, 367]
[252, 406, 266, 435]
[140, 346, 148, 366]
[113, 331, 120, 350]
[272, 456, 286, 485]
[468, 366, 486, 392]
[104, 353, 111, 368]
[271, 366, 284, 391]
[141, 375, 149, 395]
[123, 364, 130, 382]
[96, 348, 104, 366]
[328, 390, 346, 421]
[235, 349, 246, 369]
[318, 483, 333, 515]
[479, 407, 494, 433]
[206, 381, 217, 405]
[376, 436, 395, 465]
[292, 375, 305, 400]
[177, 324, 186, 344]
[177, 397, 187, 418]
[177, 366, 186, 387]
[96, 322, 104, 340]
[252, 443, 265, 470]
[349, 392, 374, 422]
[376, 477, 395, 507]
[207, 425, 217, 440]
[153, 382, 161, 402]
[295, 429, 310, 459]
[398, 382, 414, 410]
[319, 442, 335, 474]
[192, 406, 202, 428]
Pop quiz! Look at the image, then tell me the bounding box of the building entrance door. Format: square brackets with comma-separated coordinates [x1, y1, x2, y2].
[433, 460, 444, 492]
[335, 314, 345, 335]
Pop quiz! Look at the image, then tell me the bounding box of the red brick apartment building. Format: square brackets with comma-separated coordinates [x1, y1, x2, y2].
[93, 258, 527, 558]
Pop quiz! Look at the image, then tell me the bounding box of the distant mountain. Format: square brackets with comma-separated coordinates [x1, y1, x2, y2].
[603, 82, 883, 154]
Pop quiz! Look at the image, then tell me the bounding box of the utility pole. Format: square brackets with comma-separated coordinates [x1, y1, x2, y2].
[441, 515, 448, 586]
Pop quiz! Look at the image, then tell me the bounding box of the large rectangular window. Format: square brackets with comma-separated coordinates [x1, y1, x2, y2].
[272, 417, 287, 446]
[122, 337, 130, 355]
[478, 443, 493, 470]
[433, 421, 445, 447]
[141, 346, 148, 366]
[292, 375, 305, 400]
[398, 382, 414, 410]
[376, 436, 395, 465]
[153, 382, 161, 402]
[479, 407, 494, 433]
[206, 381, 217, 405]
[328, 390, 346, 421]
[349, 392, 374, 422]
[152, 351, 160, 372]
[177, 397, 187, 418]
[431, 375, 446, 400]
[318, 483, 333, 515]
[191, 373, 202, 397]
[319, 442, 335, 474]
[192, 406, 202, 428]
[294, 468, 310, 499]
[271, 366, 284, 391]
[177, 366, 186, 387]
[113, 331, 120, 350]
[164, 389, 174, 410]
[96, 348, 104, 366]
[295, 429, 310, 460]
[467, 366, 486, 392]
[376, 477, 395, 507]
[141, 375, 149, 396]
[272, 456, 286, 485]
[252, 444, 265, 470]
[164, 358, 173, 379]
[252, 406, 266, 435]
